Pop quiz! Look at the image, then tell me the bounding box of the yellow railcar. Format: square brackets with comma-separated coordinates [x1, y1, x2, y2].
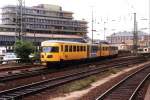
[109, 46, 118, 57]
[100, 44, 110, 57]
[40, 40, 118, 67]
[41, 40, 88, 66]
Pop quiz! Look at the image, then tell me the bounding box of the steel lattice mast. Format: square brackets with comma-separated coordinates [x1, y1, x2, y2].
[15, 0, 25, 40]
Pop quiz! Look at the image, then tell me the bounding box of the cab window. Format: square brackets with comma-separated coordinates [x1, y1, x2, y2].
[42, 46, 59, 53]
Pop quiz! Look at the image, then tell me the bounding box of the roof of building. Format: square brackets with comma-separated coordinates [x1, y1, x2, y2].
[110, 31, 147, 37]
[0, 32, 83, 38]
[2, 5, 73, 14]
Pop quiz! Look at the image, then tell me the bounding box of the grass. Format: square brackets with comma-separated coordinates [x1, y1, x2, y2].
[108, 68, 121, 74]
[61, 67, 123, 93]
[62, 76, 96, 93]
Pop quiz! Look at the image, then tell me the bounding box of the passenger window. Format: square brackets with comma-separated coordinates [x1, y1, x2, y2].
[81, 46, 83, 51]
[84, 46, 86, 51]
[99, 47, 101, 50]
[73, 46, 76, 52]
[61, 45, 63, 52]
[77, 46, 79, 52]
[69, 46, 72, 52]
[65, 45, 68, 52]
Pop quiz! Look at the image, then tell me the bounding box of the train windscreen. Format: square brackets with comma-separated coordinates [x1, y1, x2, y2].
[42, 46, 59, 53]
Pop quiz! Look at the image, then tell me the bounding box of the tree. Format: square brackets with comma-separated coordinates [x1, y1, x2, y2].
[14, 40, 34, 63]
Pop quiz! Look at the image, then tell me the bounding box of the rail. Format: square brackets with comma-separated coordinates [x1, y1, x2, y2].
[0, 57, 145, 82]
[95, 64, 150, 100]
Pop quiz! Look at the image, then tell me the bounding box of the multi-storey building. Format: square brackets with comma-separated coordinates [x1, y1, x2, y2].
[2, 4, 87, 34]
[0, 4, 87, 51]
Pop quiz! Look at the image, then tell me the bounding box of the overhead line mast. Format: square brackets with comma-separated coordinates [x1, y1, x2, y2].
[133, 13, 138, 55]
[16, 0, 25, 40]
[91, 6, 94, 43]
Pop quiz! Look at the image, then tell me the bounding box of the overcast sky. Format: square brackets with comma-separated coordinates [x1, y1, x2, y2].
[0, 0, 149, 40]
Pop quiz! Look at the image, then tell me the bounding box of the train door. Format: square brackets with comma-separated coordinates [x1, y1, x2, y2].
[87, 45, 90, 58]
[99, 44, 101, 56]
[60, 44, 64, 61]
[109, 46, 111, 56]
[64, 45, 69, 60]
[90, 45, 98, 58]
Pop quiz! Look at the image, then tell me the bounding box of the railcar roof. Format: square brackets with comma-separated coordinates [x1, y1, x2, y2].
[41, 40, 111, 46]
[41, 40, 87, 45]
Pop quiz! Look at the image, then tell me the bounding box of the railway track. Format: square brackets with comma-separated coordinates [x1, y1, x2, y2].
[0, 56, 145, 83]
[0, 57, 147, 99]
[95, 63, 150, 100]
[0, 56, 136, 74]
[0, 64, 44, 73]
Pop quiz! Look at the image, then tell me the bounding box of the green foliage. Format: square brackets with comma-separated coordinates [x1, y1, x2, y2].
[14, 40, 34, 63]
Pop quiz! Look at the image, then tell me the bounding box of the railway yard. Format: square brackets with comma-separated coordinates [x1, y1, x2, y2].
[0, 0, 150, 100]
[0, 56, 149, 100]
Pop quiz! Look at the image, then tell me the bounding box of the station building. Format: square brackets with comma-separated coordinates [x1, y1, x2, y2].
[0, 4, 88, 51]
[106, 31, 150, 51]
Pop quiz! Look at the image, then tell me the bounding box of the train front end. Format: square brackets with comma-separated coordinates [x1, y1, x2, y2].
[40, 41, 60, 66]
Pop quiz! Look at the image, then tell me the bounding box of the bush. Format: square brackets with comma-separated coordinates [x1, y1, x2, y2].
[14, 40, 34, 63]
